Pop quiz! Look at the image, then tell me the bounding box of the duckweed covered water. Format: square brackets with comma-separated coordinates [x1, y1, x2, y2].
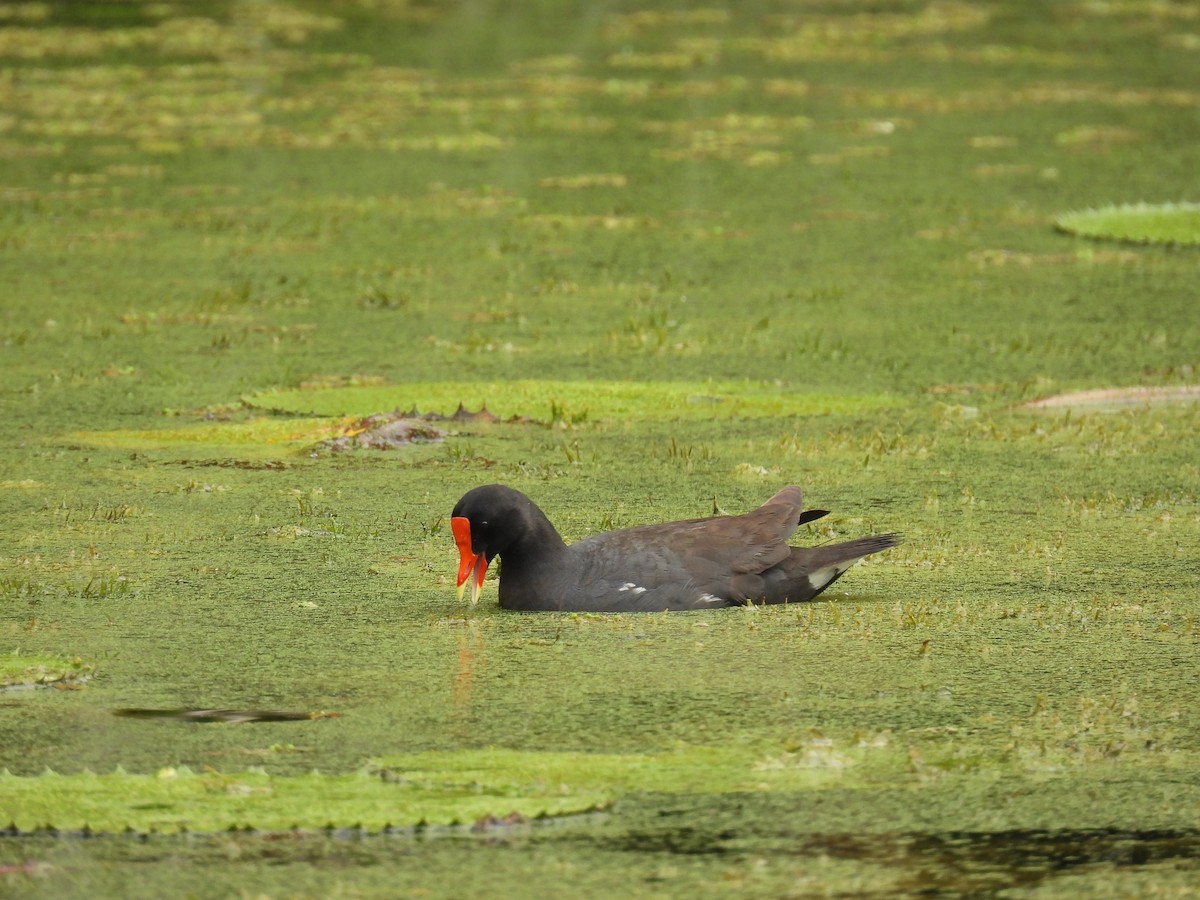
[1, 0, 1198, 895]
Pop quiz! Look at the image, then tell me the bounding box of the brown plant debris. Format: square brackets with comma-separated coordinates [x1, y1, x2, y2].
[1023, 386, 1200, 409]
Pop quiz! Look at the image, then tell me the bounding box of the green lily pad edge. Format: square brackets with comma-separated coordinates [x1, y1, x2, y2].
[0, 745, 843, 834]
[241, 380, 900, 423]
[1055, 201, 1200, 247]
[4, 741, 1190, 836]
[65, 380, 900, 454]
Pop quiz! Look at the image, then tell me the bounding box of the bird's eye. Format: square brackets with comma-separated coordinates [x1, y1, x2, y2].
[480, 520, 489, 529]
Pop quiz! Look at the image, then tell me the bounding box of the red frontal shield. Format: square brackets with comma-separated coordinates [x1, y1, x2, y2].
[452, 516, 487, 602]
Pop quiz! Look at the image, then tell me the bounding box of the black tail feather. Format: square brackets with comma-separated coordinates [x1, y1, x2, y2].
[797, 508, 830, 526]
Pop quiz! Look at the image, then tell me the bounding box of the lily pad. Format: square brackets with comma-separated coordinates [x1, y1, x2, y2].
[67, 417, 345, 453]
[69, 381, 887, 457]
[1055, 202, 1200, 246]
[0, 767, 601, 834]
[243, 380, 898, 423]
[0, 743, 896, 834]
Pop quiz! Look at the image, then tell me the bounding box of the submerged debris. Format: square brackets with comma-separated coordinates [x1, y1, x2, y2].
[319, 404, 533, 452]
[322, 415, 446, 452]
[1, 657, 94, 692]
[470, 811, 528, 833]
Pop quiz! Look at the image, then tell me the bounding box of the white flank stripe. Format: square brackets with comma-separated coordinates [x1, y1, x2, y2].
[807, 562, 853, 592]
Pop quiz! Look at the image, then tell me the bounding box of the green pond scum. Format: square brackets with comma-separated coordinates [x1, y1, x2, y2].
[0, 0, 1197, 895]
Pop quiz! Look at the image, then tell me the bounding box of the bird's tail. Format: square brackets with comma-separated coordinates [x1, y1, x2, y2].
[823, 533, 902, 562]
[760, 533, 901, 604]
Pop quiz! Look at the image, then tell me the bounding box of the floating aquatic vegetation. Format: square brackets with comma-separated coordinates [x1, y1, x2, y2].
[968, 135, 1019, 148]
[3, 731, 1193, 834]
[318, 406, 531, 452]
[972, 163, 1037, 178]
[1163, 31, 1200, 50]
[1055, 125, 1142, 145]
[508, 53, 584, 74]
[646, 113, 810, 165]
[243, 380, 900, 424]
[320, 417, 446, 450]
[746, 2, 992, 63]
[537, 173, 628, 189]
[0, 752, 619, 833]
[602, 8, 730, 40]
[518, 212, 655, 230]
[67, 417, 345, 452]
[1079, 0, 1199, 22]
[809, 145, 891, 166]
[834, 81, 1200, 114]
[0, 652, 93, 690]
[606, 46, 719, 70]
[965, 247, 1140, 267]
[1055, 202, 1200, 246]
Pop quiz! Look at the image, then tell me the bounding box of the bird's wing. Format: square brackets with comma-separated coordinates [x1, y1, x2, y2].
[565, 487, 814, 605]
[726, 485, 806, 574]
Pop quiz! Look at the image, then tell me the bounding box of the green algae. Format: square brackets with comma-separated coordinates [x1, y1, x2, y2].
[0, 0, 1198, 894]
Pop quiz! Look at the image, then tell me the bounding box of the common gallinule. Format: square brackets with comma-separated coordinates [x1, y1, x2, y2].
[451, 484, 898, 611]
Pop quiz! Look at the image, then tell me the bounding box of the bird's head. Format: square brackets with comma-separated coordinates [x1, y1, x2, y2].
[450, 484, 532, 603]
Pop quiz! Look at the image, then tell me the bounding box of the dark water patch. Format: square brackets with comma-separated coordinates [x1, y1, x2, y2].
[840, 828, 1200, 895]
[112, 707, 342, 724]
[596, 789, 1200, 892]
[1, 815, 1192, 897]
[608, 819, 1200, 895]
[896, 828, 1200, 894]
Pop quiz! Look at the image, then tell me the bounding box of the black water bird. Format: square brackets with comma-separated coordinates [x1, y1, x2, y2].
[451, 484, 899, 612]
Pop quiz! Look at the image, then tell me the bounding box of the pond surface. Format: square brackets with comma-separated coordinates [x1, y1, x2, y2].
[1, 0, 1198, 894]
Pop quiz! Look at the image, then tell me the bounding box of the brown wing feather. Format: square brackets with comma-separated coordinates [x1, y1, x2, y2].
[728, 485, 805, 574]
